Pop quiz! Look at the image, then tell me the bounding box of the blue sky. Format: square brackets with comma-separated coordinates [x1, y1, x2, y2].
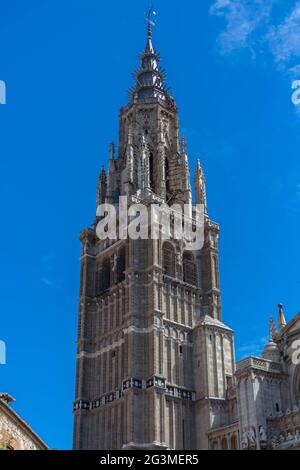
[0, 0, 300, 450]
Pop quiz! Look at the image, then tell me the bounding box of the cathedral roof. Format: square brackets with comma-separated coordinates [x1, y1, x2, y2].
[198, 314, 233, 332]
[276, 311, 300, 339]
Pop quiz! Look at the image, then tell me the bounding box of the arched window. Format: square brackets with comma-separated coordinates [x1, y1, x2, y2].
[211, 440, 218, 450]
[221, 437, 228, 450]
[162, 242, 175, 277]
[117, 247, 126, 283]
[231, 434, 238, 450]
[183, 252, 197, 285]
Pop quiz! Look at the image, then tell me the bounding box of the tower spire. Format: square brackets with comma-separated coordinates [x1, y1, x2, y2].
[97, 165, 107, 206]
[194, 159, 207, 213]
[269, 316, 277, 341]
[278, 303, 287, 330]
[145, 7, 156, 52]
[130, 9, 171, 103]
[262, 316, 280, 361]
[147, 7, 154, 39]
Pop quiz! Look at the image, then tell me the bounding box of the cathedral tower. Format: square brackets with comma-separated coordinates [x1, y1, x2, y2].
[73, 16, 235, 450]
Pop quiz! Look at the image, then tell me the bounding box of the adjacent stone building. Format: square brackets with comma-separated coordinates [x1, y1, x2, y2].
[73, 19, 300, 450]
[233, 307, 300, 451]
[0, 393, 47, 450]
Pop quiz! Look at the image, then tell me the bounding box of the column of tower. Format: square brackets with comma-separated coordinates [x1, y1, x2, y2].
[73, 15, 231, 450]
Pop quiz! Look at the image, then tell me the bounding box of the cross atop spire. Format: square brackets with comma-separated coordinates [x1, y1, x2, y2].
[146, 6, 156, 39]
[145, 10, 154, 53]
[146, 7, 154, 37]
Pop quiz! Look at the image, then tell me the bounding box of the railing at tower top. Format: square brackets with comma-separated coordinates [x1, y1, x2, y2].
[236, 356, 282, 373]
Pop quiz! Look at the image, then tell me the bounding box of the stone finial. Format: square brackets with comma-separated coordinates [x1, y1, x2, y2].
[182, 136, 187, 155]
[138, 134, 150, 191]
[127, 130, 133, 146]
[0, 393, 15, 405]
[269, 316, 277, 341]
[99, 165, 106, 181]
[194, 159, 207, 212]
[278, 303, 287, 330]
[181, 139, 191, 192]
[97, 166, 107, 206]
[263, 316, 280, 361]
[109, 142, 115, 161]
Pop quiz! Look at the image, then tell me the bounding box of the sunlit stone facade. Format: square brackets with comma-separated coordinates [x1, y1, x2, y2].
[73, 20, 300, 451]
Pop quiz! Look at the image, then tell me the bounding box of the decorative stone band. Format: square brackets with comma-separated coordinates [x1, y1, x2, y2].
[73, 376, 195, 412]
[122, 440, 168, 450]
[165, 385, 195, 401]
[236, 356, 282, 373]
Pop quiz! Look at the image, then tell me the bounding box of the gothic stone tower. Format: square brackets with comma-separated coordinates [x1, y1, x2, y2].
[73, 19, 236, 450]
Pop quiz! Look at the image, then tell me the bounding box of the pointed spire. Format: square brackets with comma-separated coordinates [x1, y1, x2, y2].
[99, 165, 106, 181]
[107, 142, 116, 202]
[126, 132, 134, 186]
[130, 11, 171, 103]
[109, 142, 115, 161]
[194, 159, 207, 213]
[182, 136, 187, 155]
[263, 316, 280, 362]
[145, 7, 155, 53]
[269, 316, 277, 341]
[181, 137, 191, 191]
[97, 166, 107, 206]
[278, 303, 287, 330]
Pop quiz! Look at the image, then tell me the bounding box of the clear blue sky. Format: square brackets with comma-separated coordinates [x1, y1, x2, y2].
[0, 0, 300, 450]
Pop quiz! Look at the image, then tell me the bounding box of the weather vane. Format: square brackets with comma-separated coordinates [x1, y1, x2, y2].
[145, 5, 157, 28]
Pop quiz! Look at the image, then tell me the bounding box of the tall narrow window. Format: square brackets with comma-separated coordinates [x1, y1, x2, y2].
[163, 242, 175, 277]
[117, 247, 126, 283]
[165, 156, 170, 194]
[183, 252, 197, 285]
[149, 152, 154, 191]
[213, 256, 219, 288]
[80, 265, 84, 296]
[113, 188, 120, 204]
[100, 258, 110, 293]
